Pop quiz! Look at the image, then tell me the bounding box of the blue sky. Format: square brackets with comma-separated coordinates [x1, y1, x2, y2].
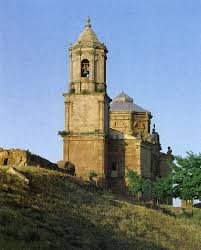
[0, 0, 201, 163]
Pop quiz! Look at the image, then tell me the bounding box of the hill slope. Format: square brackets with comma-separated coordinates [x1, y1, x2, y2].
[0, 166, 201, 250]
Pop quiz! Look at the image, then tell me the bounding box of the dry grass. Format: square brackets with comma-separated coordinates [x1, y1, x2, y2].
[0, 165, 201, 249]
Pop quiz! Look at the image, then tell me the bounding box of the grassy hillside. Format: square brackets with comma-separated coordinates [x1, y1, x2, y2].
[0, 166, 201, 250]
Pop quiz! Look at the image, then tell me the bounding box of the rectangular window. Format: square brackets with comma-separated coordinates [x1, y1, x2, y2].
[112, 162, 117, 171]
[111, 162, 118, 177]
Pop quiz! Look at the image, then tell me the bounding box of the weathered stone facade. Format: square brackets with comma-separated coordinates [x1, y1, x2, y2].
[60, 18, 173, 200]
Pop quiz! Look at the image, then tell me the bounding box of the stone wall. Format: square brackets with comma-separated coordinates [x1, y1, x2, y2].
[108, 138, 125, 178]
[110, 112, 133, 135]
[140, 142, 152, 179]
[63, 135, 108, 178]
[0, 148, 58, 170]
[125, 139, 141, 175]
[133, 112, 151, 139]
[64, 92, 110, 134]
[159, 153, 174, 178]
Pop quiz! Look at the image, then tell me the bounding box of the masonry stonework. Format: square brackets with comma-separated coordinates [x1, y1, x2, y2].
[60, 18, 173, 201]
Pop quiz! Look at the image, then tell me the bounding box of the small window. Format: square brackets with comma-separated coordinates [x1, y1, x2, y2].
[81, 59, 89, 77]
[112, 162, 117, 171]
[111, 162, 118, 177]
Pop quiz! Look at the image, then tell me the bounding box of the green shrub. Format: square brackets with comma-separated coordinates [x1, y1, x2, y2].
[88, 171, 97, 180]
[126, 170, 149, 201]
[58, 130, 70, 137]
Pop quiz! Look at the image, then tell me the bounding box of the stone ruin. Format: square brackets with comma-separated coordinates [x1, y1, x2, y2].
[0, 148, 105, 191]
[0, 147, 58, 170]
[0, 147, 78, 177]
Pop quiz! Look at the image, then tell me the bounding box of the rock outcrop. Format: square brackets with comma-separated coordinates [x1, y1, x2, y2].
[57, 160, 76, 176]
[0, 148, 58, 170]
[7, 167, 30, 184]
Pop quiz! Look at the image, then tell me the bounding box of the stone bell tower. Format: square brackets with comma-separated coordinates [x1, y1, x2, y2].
[69, 17, 107, 93]
[62, 17, 111, 178]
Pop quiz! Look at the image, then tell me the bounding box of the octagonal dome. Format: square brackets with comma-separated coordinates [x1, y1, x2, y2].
[110, 91, 149, 113]
[73, 17, 102, 47]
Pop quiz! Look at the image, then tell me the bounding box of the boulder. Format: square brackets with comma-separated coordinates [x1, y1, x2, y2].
[57, 160, 65, 169]
[12, 150, 28, 166]
[64, 161, 76, 176]
[6, 167, 30, 184]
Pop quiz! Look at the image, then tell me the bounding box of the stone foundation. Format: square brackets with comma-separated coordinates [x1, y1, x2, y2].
[63, 134, 108, 179]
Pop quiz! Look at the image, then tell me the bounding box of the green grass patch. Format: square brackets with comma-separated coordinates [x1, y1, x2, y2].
[0, 166, 201, 249]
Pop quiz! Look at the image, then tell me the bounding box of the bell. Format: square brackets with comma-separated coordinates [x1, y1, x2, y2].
[83, 68, 88, 74]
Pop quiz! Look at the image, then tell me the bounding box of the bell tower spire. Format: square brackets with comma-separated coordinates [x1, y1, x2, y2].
[68, 18, 108, 93]
[62, 19, 111, 178]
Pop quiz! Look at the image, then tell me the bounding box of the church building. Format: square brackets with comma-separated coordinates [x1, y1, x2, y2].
[61, 18, 173, 197]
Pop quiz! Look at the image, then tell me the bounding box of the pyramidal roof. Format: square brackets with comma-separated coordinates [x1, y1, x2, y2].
[110, 92, 149, 113]
[73, 17, 102, 47]
[113, 92, 133, 103]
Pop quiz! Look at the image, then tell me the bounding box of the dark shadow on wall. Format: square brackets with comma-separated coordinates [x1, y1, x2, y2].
[107, 129, 126, 193]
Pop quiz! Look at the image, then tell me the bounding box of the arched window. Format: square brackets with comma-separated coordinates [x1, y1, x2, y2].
[81, 59, 89, 77]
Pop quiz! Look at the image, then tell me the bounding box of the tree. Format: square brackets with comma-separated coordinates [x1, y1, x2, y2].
[170, 151, 201, 207]
[126, 170, 149, 201]
[152, 176, 173, 205]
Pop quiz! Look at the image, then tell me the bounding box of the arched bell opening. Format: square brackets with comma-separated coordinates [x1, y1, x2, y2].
[81, 59, 89, 77]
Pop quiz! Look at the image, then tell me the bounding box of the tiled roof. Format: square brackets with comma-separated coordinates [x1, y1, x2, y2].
[113, 92, 133, 103]
[110, 91, 149, 112]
